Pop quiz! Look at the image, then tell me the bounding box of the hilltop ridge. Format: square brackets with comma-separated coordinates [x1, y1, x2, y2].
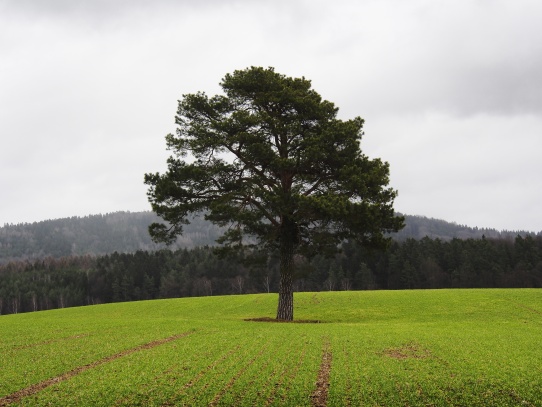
[0, 211, 537, 263]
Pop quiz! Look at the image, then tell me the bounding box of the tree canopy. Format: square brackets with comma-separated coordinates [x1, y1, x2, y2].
[145, 66, 404, 320]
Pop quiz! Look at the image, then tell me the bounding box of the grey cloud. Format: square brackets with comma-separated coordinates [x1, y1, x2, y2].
[1, 0, 541, 230]
[1, 0, 266, 20]
[323, 1, 542, 119]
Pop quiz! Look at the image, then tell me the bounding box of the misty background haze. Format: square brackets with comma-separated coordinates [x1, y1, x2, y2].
[1, 0, 541, 231]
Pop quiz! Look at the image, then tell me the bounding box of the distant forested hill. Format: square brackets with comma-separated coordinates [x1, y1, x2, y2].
[0, 211, 536, 263]
[0, 212, 222, 263]
[395, 215, 535, 241]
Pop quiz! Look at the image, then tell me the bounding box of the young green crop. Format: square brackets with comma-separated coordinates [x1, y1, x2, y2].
[1, 289, 541, 406]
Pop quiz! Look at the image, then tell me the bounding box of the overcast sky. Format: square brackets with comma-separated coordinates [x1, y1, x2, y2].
[1, 0, 541, 232]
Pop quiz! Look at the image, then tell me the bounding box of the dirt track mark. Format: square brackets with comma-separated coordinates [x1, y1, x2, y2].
[0, 332, 192, 406]
[514, 302, 542, 316]
[500, 297, 542, 319]
[311, 337, 332, 407]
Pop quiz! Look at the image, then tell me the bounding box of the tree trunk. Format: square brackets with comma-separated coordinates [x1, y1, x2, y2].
[277, 260, 294, 320]
[276, 218, 296, 321]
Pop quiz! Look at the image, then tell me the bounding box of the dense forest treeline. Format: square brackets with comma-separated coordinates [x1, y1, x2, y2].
[1, 211, 538, 264]
[1, 235, 541, 315]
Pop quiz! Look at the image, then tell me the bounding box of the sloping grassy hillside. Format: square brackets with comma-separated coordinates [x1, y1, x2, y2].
[1, 289, 541, 406]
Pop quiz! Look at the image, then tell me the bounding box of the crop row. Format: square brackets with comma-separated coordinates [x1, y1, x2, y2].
[2, 323, 326, 406]
[1, 290, 542, 406]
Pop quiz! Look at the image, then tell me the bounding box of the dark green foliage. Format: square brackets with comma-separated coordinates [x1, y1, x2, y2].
[1, 212, 535, 265]
[145, 66, 403, 251]
[145, 67, 403, 319]
[394, 215, 530, 241]
[0, 212, 222, 263]
[1, 235, 542, 316]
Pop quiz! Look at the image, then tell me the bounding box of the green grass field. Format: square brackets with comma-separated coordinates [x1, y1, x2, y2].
[1, 289, 541, 406]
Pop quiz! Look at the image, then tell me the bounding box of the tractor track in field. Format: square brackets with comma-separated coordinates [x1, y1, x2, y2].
[311, 337, 332, 407]
[0, 332, 192, 406]
[515, 303, 542, 316]
[501, 298, 542, 318]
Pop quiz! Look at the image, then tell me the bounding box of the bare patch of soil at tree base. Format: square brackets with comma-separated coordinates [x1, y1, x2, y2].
[244, 317, 322, 323]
